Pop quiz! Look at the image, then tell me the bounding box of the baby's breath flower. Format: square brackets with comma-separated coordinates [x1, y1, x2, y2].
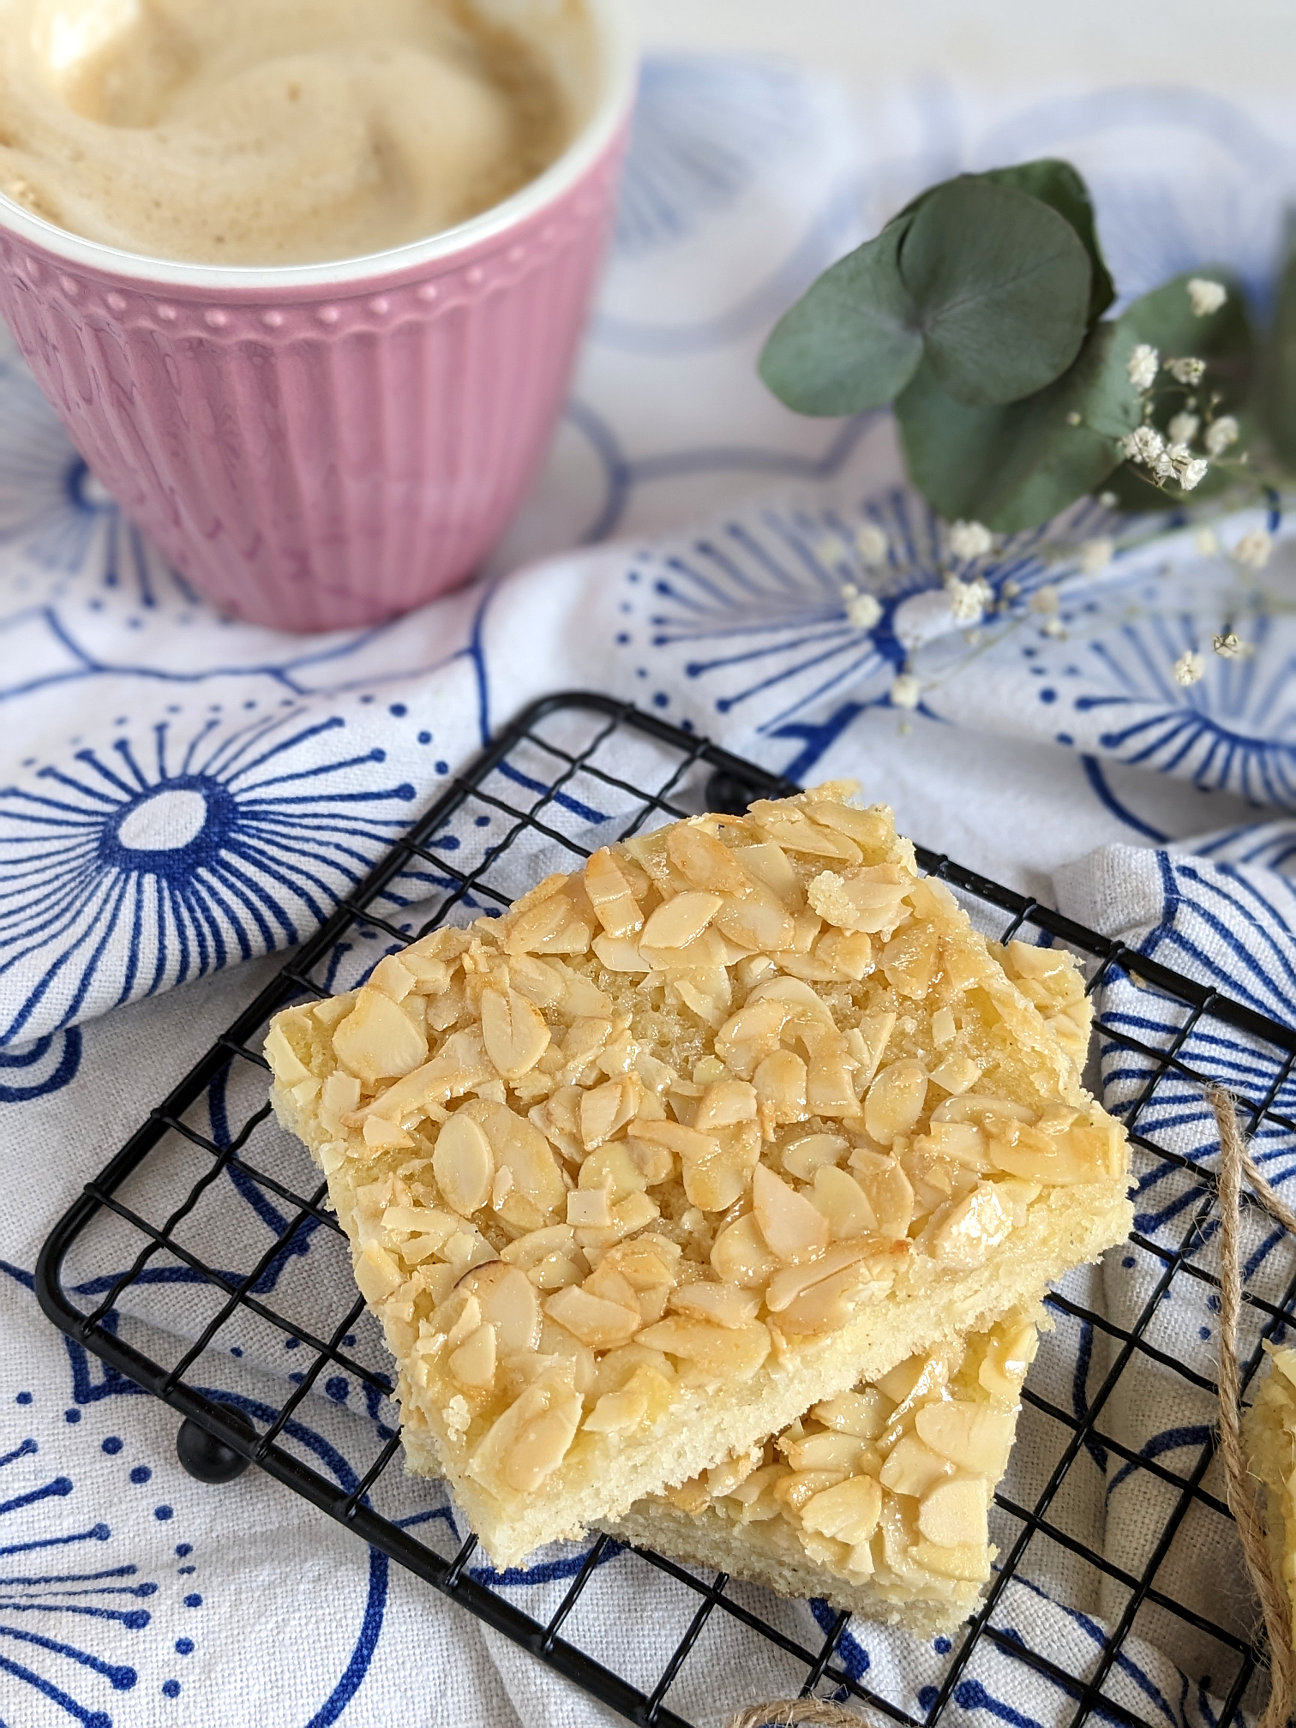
[1212, 631, 1250, 659]
[1123, 425, 1166, 468]
[1001, 578, 1021, 600]
[1029, 584, 1060, 615]
[1205, 415, 1239, 456]
[945, 576, 992, 624]
[1166, 447, 1208, 492]
[813, 535, 842, 567]
[855, 524, 889, 565]
[1194, 526, 1220, 557]
[1234, 527, 1273, 569]
[1187, 278, 1227, 317]
[1168, 412, 1200, 445]
[1098, 490, 1118, 508]
[1127, 344, 1159, 392]
[889, 672, 921, 710]
[1079, 537, 1113, 576]
[1166, 357, 1206, 386]
[843, 589, 882, 630]
[1173, 650, 1205, 686]
[1066, 410, 1082, 426]
[1041, 616, 1067, 639]
[947, 520, 993, 560]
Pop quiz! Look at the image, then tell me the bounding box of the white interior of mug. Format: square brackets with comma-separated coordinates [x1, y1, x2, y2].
[0, 0, 637, 290]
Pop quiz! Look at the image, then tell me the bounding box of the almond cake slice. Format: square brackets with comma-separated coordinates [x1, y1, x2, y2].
[609, 1305, 1044, 1637]
[265, 785, 1131, 1567]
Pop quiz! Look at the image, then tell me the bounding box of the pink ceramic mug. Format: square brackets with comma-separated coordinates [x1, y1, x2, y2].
[0, 2, 636, 633]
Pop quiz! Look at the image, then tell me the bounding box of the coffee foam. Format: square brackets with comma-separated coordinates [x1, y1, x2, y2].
[0, 0, 580, 265]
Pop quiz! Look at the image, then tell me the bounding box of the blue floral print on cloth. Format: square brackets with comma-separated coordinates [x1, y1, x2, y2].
[3, 54, 1296, 1727]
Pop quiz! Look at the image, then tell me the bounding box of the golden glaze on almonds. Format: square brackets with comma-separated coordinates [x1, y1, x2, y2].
[265, 785, 1125, 1561]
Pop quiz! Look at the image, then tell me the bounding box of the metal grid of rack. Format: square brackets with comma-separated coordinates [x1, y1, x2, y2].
[36, 691, 1290, 1727]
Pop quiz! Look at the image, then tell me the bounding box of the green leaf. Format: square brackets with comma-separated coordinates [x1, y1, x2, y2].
[897, 178, 1093, 407]
[896, 322, 1143, 531]
[981, 159, 1115, 321]
[758, 221, 921, 415]
[1260, 223, 1296, 469]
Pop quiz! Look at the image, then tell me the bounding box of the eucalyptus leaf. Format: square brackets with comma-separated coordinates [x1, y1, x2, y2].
[898, 178, 1093, 407]
[981, 159, 1115, 320]
[1260, 226, 1296, 469]
[896, 323, 1142, 531]
[758, 221, 921, 415]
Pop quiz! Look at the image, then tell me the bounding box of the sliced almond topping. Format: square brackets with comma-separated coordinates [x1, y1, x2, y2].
[641, 892, 724, 950]
[930, 1052, 980, 1096]
[567, 1189, 613, 1228]
[847, 1152, 914, 1241]
[772, 1468, 848, 1514]
[468, 1378, 582, 1497]
[931, 1095, 1035, 1126]
[881, 924, 940, 998]
[580, 1075, 640, 1150]
[591, 934, 649, 973]
[811, 1164, 878, 1240]
[808, 866, 906, 933]
[332, 988, 428, 1085]
[734, 840, 801, 903]
[584, 1385, 650, 1434]
[917, 1477, 989, 1548]
[579, 1141, 649, 1204]
[915, 1400, 1016, 1475]
[635, 1316, 770, 1384]
[812, 1389, 890, 1439]
[667, 823, 750, 895]
[990, 1119, 1119, 1185]
[782, 1133, 847, 1181]
[460, 1262, 543, 1352]
[695, 1078, 757, 1132]
[879, 1433, 952, 1498]
[505, 892, 593, 957]
[668, 1283, 761, 1329]
[470, 1101, 566, 1231]
[544, 1284, 641, 1349]
[752, 1164, 830, 1263]
[816, 928, 874, 980]
[448, 1322, 497, 1390]
[432, 1112, 494, 1215]
[710, 1213, 781, 1288]
[927, 1183, 1013, 1267]
[368, 954, 417, 1002]
[979, 1317, 1040, 1401]
[584, 848, 645, 937]
[800, 1474, 883, 1546]
[754, 1050, 808, 1127]
[780, 1431, 864, 1474]
[481, 984, 551, 1080]
[715, 891, 795, 954]
[864, 1060, 928, 1146]
[364, 1116, 413, 1150]
[750, 803, 863, 862]
[715, 997, 793, 1079]
[919, 1120, 990, 1171]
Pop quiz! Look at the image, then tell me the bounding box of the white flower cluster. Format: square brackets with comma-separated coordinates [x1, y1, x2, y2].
[945, 575, 993, 625]
[1165, 356, 1206, 386]
[1121, 426, 1208, 491]
[889, 672, 921, 710]
[856, 524, 889, 565]
[1234, 527, 1273, 570]
[840, 584, 883, 630]
[1173, 650, 1205, 686]
[947, 519, 993, 561]
[1127, 344, 1159, 393]
[1205, 415, 1239, 457]
[1187, 278, 1227, 317]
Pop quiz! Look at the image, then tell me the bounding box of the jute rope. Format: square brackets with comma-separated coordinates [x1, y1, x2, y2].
[722, 1088, 1296, 1728]
[1210, 1086, 1296, 1728]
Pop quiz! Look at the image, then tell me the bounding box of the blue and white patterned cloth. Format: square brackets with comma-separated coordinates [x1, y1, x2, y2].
[4, 56, 1296, 1727]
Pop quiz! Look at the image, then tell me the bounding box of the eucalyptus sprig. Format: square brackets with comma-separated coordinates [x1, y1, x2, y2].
[759, 158, 1267, 533]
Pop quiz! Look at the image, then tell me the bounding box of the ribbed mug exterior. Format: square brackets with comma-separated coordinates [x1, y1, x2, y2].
[0, 137, 624, 633]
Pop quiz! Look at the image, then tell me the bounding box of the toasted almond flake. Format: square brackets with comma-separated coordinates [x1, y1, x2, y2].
[812, 1164, 878, 1239]
[847, 1152, 915, 1240]
[545, 1284, 641, 1349]
[710, 1213, 780, 1287]
[635, 1316, 771, 1383]
[580, 1076, 639, 1150]
[780, 1431, 863, 1473]
[567, 1189, 613, 1228]
[715, 891, 795, 953]
[641, 892, 724, 950]
[471, 1101, 566, 1231]
[882, 925, 940, 997]
[481, 985, 551, 1080]
[364, 1116, 413, 1150]
[754, 1050, 808, 1126]
[505, 892, 593, 957]
[332, 988, 429, 1085]
[879, 1433, 952, 1497]
[864, 1060, 928, 1145]
[752, 1164, 830, 1263]
[584, 848, 645, 937]
[369, 954, 417, 1002]
[591, 934, 649, 973]
[915, 1400, 1016, 1475]
[695, 1078, 758, 1131]
[667, 823, 750, 894]
[800, 1474, 883, 1545]
[930, 1052, 980, 1095]
[668, 1283, 761, 1328]
[460, 1263, 543, 1352]
[812, 1389, 890, 1439]
[468, 1378, 582, 1496]
[449, 1322, 498, 1389]
[750, 803, 863, 862]
[584, 1385, 649, 1434]
[764, 1242, 874, 1312]
[782, 1133, 848, 1181]
[928, 1183, 1013, 1267]
[917, 1477, 989, 1548]
[432, 1113, 494, 1215]
[932, 1007, 957, 1046]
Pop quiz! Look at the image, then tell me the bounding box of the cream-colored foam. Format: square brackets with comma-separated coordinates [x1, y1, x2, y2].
[0, 0, 584, 263]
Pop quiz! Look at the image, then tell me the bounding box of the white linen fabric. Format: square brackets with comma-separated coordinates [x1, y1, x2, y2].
[2, 57, 1295, 1728]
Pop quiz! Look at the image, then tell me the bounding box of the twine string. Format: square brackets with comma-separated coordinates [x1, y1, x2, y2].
[1210, 1086, 1296, 1728]
[724, 1090, 1296, 1728]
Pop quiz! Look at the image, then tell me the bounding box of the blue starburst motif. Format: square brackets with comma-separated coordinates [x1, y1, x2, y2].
[0, 335, 196, 618]
[0, 711, 418, 1045]
[1047, 607, 1296, 808]
[0, 1431, 165, 1728]
[617, 487, 1105, 733]
[614, 56, 818, 257]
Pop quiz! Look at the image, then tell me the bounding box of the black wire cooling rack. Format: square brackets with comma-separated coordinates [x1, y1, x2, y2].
[35, 691, 1296, 1728]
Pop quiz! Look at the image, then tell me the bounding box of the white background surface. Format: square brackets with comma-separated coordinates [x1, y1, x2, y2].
[631, 0, 1292, 93]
